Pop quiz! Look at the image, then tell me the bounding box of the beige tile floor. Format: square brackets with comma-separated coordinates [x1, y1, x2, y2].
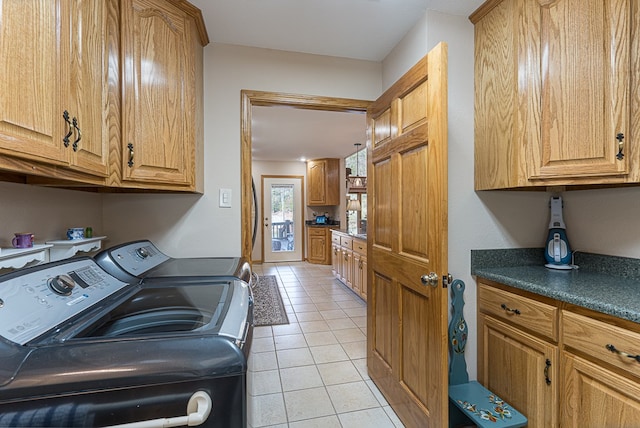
[248, 261, 404, 428]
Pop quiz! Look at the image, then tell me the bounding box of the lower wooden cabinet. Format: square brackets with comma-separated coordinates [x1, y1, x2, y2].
[478, 279, 640, 428]
[478, 315, 558, 427]
[331, 230, 366, 301]
[306, 226, 333, 265]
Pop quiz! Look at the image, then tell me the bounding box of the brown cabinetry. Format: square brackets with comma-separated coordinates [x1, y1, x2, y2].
[478, 279, 640, 428]
[307, 158, 340, 205]
[0, 0, 110, 180]
[471, 0, 639, 190]
[561, 310, 640, 427]
[0, 0, 207, 191]
[119, 0, 205, 191]
[478, 283, 558, 428]
[307, 226, 332, 265]
[331, 230, 366, 301]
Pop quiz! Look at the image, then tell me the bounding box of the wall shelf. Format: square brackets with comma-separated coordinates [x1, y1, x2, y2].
[45, 236, 107, 262]
[0, 244, 54, 270]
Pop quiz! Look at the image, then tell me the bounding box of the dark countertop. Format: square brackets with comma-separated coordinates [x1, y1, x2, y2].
[331, 229, 367, 240]
[471, 249, 640, 324]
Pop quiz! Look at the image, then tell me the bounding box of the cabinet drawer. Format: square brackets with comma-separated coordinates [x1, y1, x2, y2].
[478, 284, 558, 341]
[308, 227, 326, 237]
[331, 232, 341, 245]
[340, 236, 353, 249]
[353, 239, 366, 255]
[563, 311, 640, 379]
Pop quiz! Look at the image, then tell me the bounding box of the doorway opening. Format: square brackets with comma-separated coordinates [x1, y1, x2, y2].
[240, 90, 372, 262]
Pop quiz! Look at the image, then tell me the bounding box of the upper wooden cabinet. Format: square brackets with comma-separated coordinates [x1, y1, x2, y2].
[471, 0, 639, 190]
[0, 0, 206, 191]
[307, 158, 340, 205]
[118, 0, 205, 191]
[0, 0, 109, 179]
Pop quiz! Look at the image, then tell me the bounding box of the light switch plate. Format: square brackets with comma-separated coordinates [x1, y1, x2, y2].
[219, 188, 232, 208]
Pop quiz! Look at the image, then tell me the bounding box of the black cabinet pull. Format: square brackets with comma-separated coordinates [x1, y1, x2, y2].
[616, 133, 624, 161]
[62, 111, 73, 147]
[72, 117, 81, 152]
[127, 143, 134, 167]
[544, 359, 551, 385]
[606, 343, 640, 363]
[500, 303, 521, 315]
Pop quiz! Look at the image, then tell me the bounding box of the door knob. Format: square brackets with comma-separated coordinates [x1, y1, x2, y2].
[421, 272, 438, 287]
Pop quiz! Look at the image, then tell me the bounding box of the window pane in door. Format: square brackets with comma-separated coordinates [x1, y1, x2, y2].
[271, 184, 295, 252]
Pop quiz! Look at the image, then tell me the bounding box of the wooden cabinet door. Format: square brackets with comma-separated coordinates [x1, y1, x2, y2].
[352, 252, 362, 296]
[307, 158, 339, 205]
[331, 242, 341, 278]
[121, 0, 195, 186]
[341, 248, 352, 288]
[359, 255, 367, 300]
[307, 160, 328, 205]
[526, 0, 631, 181]
[66, 0, 110, 177]
[0, 0, 67, 164]
[562, 352, 640, 427]
[367, 45, 448, 427]
[479, 315, 558, 428]
[307, 228, 327, 264]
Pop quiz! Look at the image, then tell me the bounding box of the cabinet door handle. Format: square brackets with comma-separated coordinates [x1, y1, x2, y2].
[127, 143, 134, 167]
[544, 359, 551, 385]
[606, 343, 640, 363]
[71, 117, 81, 152]
[500, 303, 521, 315]
[62, 111, 73, 147]
[616, 133, 624, 160]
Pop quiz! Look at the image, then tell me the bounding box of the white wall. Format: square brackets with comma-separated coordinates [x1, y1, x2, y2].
[0, 181, 103, 250]
[103, 45, 382, 257]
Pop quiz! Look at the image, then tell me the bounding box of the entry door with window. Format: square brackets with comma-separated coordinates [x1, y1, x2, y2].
[262, 176, 303, 263]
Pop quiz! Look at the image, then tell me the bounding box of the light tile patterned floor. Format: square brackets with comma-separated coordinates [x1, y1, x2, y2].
[248, 261, 404, 428]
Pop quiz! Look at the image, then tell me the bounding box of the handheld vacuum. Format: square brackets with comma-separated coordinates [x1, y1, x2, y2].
[544, 196, 573, 270]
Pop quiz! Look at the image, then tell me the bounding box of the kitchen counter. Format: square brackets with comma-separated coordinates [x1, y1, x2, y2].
[471, 249, 640, 324]
[332, 229, 366, 240]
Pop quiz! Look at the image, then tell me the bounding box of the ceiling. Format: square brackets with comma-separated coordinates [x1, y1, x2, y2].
[189, 0, 484, 162]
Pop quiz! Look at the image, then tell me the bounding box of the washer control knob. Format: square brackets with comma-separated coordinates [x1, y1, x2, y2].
[135, 247, 149, 259]
[48, 274, 75, 296]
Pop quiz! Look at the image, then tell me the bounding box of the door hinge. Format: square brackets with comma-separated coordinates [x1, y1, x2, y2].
[443, 273, 453, 288]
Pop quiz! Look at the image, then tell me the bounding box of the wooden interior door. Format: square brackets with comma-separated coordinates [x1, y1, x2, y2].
[367, 43, 448, 427]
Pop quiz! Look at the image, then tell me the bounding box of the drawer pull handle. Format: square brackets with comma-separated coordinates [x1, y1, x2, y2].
[606, 344, 640, 363]
[544, 359, 551, 385]
[500, 303, 521, 315]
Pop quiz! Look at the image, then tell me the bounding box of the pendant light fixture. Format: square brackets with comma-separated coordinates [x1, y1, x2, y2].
[347, 143, 367, 193]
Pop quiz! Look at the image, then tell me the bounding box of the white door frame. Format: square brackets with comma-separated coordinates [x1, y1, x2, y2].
[262, 175, 304, 263]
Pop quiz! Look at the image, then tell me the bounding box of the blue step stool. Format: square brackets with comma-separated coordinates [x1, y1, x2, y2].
[448, 279, 527, 428]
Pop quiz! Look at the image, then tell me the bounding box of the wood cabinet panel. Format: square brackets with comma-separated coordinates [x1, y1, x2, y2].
[479, 315, 558, 428]
[331, 230, 366, 301]
[472, 0, 639, 189]
[563, 310, 640, 379]
[121, 0, 196, 187]
[307, 227, 332, 265]
[0, 1, 65, 164]
[306, 158, 339, 206]
[0, 0, 111, 179]
[478, 283, 558, 341]
[562, 352, 640, 428]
